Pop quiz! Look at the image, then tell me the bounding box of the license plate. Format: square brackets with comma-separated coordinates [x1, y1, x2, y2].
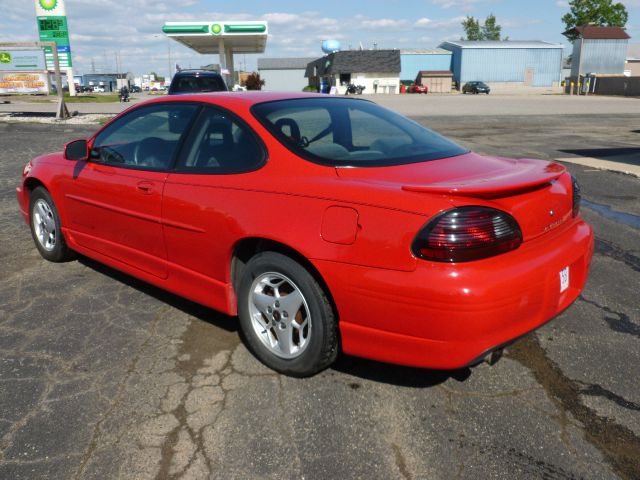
[559, 266, 569, 293]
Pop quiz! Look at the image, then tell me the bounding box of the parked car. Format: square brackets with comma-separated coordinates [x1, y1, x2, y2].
[462, 81, 490, 94]
[16, 92, 593, 377]
[408, 84, 428, 94]
[92, 86, 105, 93]
[130, 85, 142, 93]
[168, 70, 228, 95]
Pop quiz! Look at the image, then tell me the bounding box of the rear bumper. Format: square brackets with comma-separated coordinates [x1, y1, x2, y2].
[313, 218, 594, 369]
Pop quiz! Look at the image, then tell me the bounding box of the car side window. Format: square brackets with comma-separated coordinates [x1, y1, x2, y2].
[348, 107, 412, 155]
[91, 103, 199, 170]
[176, 106, 264, 174]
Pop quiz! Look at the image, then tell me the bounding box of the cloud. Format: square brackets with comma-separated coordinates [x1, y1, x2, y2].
[414, 16, 466, 29]
[357, 17, 411, 30]
[431, 0, 480, 9]
[4, 1, 575, 76]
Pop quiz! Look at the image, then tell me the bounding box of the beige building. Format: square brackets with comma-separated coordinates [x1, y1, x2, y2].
[626, 44, 640, 76]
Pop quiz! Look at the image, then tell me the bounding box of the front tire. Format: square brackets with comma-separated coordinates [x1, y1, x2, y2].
[29, 187, 73, 262]
[237, 252, 338, 377]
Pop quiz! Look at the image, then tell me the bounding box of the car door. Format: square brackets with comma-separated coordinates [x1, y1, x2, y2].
[162, 106, 266, 309]
[63, 102, 199, 279]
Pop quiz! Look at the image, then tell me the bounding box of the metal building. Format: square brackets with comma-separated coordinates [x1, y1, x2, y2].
[257, 57, 316, 92]
[439, 41, 564, 87]
[564, 26, 630, 78]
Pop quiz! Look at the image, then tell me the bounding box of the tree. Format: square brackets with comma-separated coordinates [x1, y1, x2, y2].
[461, 14, 504, 41]
[461, 16, 482, 41]
[149, 71, 164, 82]
[244, 72, 264, 91]
[482, 14, 502, 41]
[562, 0, 628, 41]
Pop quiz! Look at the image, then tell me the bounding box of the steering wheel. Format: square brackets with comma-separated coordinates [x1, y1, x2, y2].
[133, 137, 164, 166]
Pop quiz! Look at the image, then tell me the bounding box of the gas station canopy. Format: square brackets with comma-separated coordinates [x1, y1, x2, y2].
[162, 21, 268, 54]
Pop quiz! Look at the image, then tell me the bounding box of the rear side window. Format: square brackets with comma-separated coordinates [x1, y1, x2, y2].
[90, 103, 199, 170]
[252, 97, 468, 167]
[175, 106, 265, 174]
[170, 75, 227, 94]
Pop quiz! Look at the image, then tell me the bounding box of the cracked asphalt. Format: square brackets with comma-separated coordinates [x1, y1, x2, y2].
[0, 109, 639, 479]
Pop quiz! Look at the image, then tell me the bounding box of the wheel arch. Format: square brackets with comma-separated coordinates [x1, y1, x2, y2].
[24, 177, 47, 195]
[230, 237, 339, 320]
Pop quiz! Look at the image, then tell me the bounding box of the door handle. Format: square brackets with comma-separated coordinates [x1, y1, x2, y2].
[136, 181, 154, 194]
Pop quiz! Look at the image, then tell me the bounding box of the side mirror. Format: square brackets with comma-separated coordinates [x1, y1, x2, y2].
[64, 139, 88, 161]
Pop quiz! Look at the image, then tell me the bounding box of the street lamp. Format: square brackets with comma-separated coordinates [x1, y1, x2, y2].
[153, 34, 173, 83]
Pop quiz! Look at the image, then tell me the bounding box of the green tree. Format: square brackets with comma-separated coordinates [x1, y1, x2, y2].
[562, 0, 628, 41]
[461, 14, 504, 41]
[461, 16, 482, 41]
[482, 14, 502, 41]
[149, 71, 165, 82]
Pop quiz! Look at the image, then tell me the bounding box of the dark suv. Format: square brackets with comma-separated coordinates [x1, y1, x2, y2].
[462, 81, 490, 94]
[168, 70, 228, 95]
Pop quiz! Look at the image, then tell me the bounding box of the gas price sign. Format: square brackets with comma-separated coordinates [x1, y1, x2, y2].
[35, 0, 73, 69]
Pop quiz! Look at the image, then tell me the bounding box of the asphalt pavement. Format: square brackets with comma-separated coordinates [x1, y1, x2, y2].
[0, 103, 638, 479]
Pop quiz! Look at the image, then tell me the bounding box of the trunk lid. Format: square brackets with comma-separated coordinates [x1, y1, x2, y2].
[335, 152, 573, 241]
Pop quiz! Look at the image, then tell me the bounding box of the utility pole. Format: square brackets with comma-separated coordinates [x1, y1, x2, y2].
[168, 38, 172, 83]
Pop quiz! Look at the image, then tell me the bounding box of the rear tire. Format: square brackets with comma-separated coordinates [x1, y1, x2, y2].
[237, 252, 338, 377]
[29, 187, 74, 262]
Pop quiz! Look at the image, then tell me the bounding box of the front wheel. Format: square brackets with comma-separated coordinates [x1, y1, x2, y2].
[237, 252, 338, 377]
[29, 187, 74, 262]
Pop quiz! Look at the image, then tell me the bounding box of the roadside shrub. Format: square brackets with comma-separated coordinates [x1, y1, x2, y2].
[244, 72, 264, 91]
[302, 85, 318, 92]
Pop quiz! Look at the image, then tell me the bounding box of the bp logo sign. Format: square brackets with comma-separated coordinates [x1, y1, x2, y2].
[0, 52, 11, 64]
[38, 0, 58, 10]
[211, 23, 222, 35]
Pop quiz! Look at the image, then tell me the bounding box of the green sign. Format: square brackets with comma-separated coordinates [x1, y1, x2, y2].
[0, 52, 11, 64]
[36, 15, 72, 68]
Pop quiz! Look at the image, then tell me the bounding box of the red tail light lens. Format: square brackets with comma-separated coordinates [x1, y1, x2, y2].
[412, 207, 522, 262]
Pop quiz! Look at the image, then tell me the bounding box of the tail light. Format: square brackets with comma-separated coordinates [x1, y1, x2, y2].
[571, 175, 581, 218]
[412, 207, 522, 262]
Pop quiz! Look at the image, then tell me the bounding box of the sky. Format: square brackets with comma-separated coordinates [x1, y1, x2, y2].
[2, 0, 639, 78]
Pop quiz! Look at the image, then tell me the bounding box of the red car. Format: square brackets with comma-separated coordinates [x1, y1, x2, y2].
[408, 84, 428, 94]
[16, 93, 593, 377]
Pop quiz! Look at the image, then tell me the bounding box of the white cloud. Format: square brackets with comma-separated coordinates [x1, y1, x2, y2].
[358, 18, 411, 30]
[4, 1, 573, 76]
[414, 16, 466, 29]
[431, 0, 480, 9]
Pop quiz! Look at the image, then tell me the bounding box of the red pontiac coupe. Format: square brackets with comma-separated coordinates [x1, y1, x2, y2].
[408, 84, 428, 94]
[16, 93, 594, 377]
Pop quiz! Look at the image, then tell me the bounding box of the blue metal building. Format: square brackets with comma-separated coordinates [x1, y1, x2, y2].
[439, 41, 564, 87]
[399, 49, 452, 81]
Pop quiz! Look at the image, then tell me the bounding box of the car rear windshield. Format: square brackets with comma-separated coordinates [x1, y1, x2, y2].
[170, 75, 227, 94]
[251, 97, 468, 167]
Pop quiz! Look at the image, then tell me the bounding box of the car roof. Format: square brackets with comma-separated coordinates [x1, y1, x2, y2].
[140, 91, 357, 109]
[173, 70, 223, 76]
